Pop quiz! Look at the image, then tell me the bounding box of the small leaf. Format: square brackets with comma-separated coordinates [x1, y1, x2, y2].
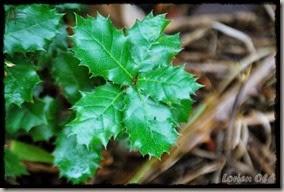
[6, 97, 58, 141]
[30, 125, 54, 142]
[30, 97, 59, 141]
[36, 26, 69, 71]
[5, 62, 41, 107]
[137, 65, 202, 104]
[51, 26, 69, 51]
[124, 87, 178, 157]
[127, 13, 181, 72]
[6, 100, 47, 134]
[72, 14, 137, 85]
[5, 148, 28, 179]
[128, 12, 169, 44]
[69, 84, 124, 147]
[45, 25, 69, 55]
[4, 4, 62, 54]
[53, 128, 102, 184]
[52, 51, 92, 104]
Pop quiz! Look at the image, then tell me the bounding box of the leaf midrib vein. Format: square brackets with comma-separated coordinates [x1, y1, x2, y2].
[79, 28, 133, 80]
[138, 78, 180, 87]
[78, 91, 124, 122]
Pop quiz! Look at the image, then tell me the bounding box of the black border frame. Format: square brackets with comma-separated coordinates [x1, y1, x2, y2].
[0, 0, 281, 189]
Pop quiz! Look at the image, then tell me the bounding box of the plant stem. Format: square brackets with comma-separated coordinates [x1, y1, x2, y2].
[9, 140, 54, 164]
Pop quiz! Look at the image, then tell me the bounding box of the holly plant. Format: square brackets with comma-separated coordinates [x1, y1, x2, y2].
[4, 4, 202, 184]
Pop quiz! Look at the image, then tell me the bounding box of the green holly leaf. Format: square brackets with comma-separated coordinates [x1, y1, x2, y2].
[29, 124, 54, 142]
[124, 87, 178, 157]
[68, 84, 124, 147]
[53, 128, 102, 184]
[52, 51, 92, 104]
[36, 26, 69, 72]
[6, 97, 58, 141]
[4, 4, 62, 54]
[72, 14, 137, 85]
[5, 62, 41, 108]
[29, 97, 59, 141]
[5, 148, 28, 179]
[6, 101, 47, 134]
[137, 65, 202, 104]
[46, 25, 69, 55]
[171, 99, 192, 123]
[51, 12, 202, 183]
[127, 13, 181, 72]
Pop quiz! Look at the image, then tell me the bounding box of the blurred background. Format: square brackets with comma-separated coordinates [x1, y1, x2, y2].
[16, 3, 277, 185]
